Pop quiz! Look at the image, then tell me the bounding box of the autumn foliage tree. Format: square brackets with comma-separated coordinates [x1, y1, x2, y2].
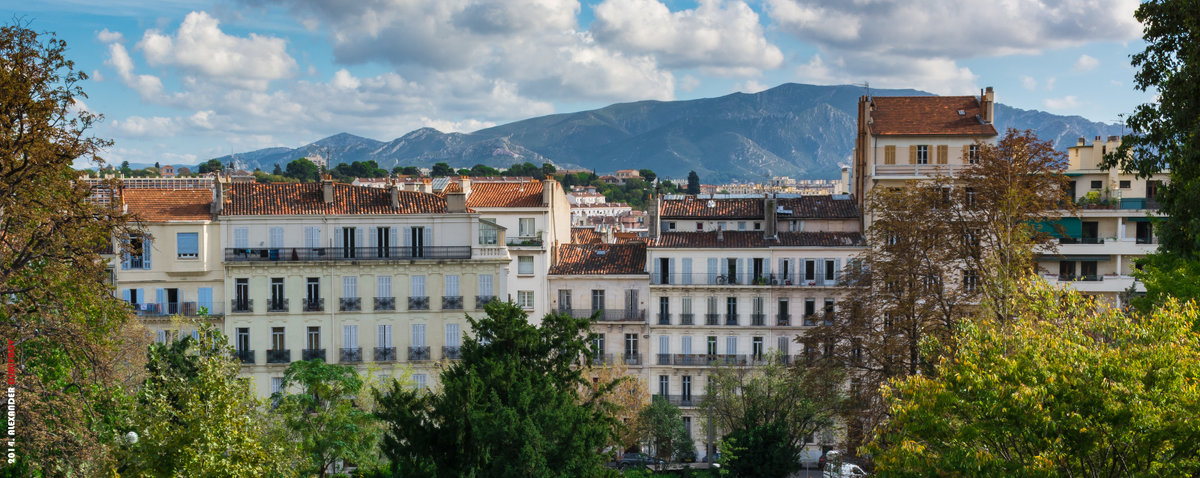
[0, 22, 144, 474]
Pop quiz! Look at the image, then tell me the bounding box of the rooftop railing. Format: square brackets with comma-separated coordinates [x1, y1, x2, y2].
[225, 246, 472, 263]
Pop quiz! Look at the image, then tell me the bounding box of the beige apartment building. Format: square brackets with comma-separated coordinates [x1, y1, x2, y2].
[216, 178, 510, 396]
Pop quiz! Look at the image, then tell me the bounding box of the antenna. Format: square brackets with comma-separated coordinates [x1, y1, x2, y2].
[853, 81, 870, 98]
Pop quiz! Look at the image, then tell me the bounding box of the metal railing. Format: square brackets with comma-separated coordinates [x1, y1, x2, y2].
[408, 296, 429, 310]
[374, 297, 395, 311]
[506, 236, 544, 247]
[302, 348, 326, 361]
[230, 299, 253, 313]
[751, 313, 766, 326]
[803, 315, 818, 326]
[705, 314, 720, 326]
[266, 349, 291, 364]
[375, 347, 397, 362]
[661, 394, 705, 407]
[668, 354, 751, 366]
[623, 353, 642, 366]
[442, 346, 461, 360]
[235, 349, 254, 364]
[590, 353, 615, 366]
[267, 298, 288, 312]
[1060, 237, 1105, 244]
[650, 272, 832, 287]
[657, 313, 672, 325]
[679, 313, 695, 325]
[339, 297, 361, 311]
[725, 314, 739, 326]
[1058, 274, 1103, 282]
[475, 295, 497, 309]
[442, 296, 463, 310]
[303, 298, 324, 312]
[408, 346, 431, 361]
[225, 246, 473, 262]
[340, 347, 362, 363]
[777, 314, 791, 326]
[561, 308, 646, 322]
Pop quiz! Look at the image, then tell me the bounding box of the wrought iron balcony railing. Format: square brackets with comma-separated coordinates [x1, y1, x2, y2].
[339, 297, 361, 312]
[374, 297, 395, 311]
[408, 296, 429, 310]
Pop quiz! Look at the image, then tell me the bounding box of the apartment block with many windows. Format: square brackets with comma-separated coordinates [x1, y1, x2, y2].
[547, 243, 649, 368]
[217, 178, 510, 396]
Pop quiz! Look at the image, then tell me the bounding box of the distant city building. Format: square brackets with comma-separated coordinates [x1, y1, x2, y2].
[160, 165, 176, 178]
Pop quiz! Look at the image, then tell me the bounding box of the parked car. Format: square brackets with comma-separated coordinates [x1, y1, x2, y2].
[823, 463, 869, 477]
[616, 452, 663, 470]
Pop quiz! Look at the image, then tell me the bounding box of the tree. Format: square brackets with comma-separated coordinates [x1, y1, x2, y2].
[285, 157, 320, 182]
[584, 361, 647, 450]
[374, 301, 620, 477]
[197, 158, 225, 174]
[430, 162, 455, 177]
[119, 321, 298, 476]
[468, 163, 501, 176]
[702, 357, 842, 477]
[638, 169, 656, 183]
[542, 162, 557, 177]
[720, 421, 797, 478]
[119, 160, 132, 175]
[273, 359, 382, 477]
[393, 165, 421, 176]
[638, 397, 692, 467]
[503, 162, 542, 177]
[870, 278, 1200, 476]
[686, 171, 701, 194]
[0, 22, 149, 474]
[272, 163, 284, 175]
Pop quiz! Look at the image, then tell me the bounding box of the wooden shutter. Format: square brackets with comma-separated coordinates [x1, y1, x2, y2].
[937, 145, 949, 164]
[884, 145, 896, 165]
[908, 145, 917, 164]
[962, 145, 970, 163]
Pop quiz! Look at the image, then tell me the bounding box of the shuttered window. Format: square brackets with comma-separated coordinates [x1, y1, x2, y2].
[884, 145, 896, 165]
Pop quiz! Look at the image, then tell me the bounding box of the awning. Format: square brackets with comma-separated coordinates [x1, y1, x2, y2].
[1031, 218, 1082, 239]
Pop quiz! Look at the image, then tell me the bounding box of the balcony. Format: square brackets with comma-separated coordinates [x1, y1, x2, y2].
[562, 308, 646, 322]
[668, 354, 750, 366]
[442, 346, 462, 360]
[340, 347, 362, 363]
[235, 349, 254, 364]
[408, 346, 431, 361]
[777, 314, 791, 326]
[266, 349, 291, 364]
[1119, 197, 1161, 210]
[339, 297, 361, 312]
[224, 246, 473, 263]
[679, 313, 695, 326]
[657, 313, 672, 325]
[590, 353, 615, 366]
[442, 296, 463, 310]
[725, 314, 739, 326]
[505, 236, 544, 248]
[662, 394, 705, 407]
[475, 295, 497, 309]
[375, 347, 397, 362]
[875, 163, 963, 177]
[302, 298, 324, 312]
[1058, 274, 1103, 282]
[751, 313, 766, 326]
[132, 302, 224, 318]
[623, 353, 642, 366]
[705, 314, 720, 326]
[302, 348, 326, 362]
[803, 315, 818, 326]
[230, 299, 253, 313]
[408, 296, 430, 310]
[650, 272, 828, 287]
[1059, 237, 1104, 245]
[267, 298, 289, 313]
[374, 297, 395, 311]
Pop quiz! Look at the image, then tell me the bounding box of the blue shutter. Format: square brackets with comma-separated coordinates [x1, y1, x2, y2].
[368, 227, 377, 249]
[708, 258, 719, 284]
[156, 288, 165, 314]
[653, 260, 661, 284]
[334, 227, 343, 249]
[137, 289, 144, 307]
[669, 258, 676, 284]
[834, 258, 842, 283]
[736, 258, 745, 284]
[122, 289, 131, 303]
[356, 227, 364, 251]
[390, 227, 398, 250]
[198, 287, 213, 313]
[423, 227, 432, 249]
[403, 227, 412, 248]
[720, 258, 728, 281]
[142, 238, 151, 269]
[763, 258, 771, 281]
[682, 258, 692, 285]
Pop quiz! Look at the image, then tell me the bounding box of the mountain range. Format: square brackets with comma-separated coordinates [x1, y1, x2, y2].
[207, 83, 1124, 183]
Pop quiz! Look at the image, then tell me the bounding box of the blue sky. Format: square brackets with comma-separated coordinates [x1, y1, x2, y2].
[17, 0, 1152, 167]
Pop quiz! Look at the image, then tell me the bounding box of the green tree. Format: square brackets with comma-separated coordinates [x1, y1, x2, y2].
[871, 278, 1200, 476]
[393, 165, 421, 176]
[430, 162, 455, 177]
[702, 357, 842, 477]
[119, 160, 132, 175]
[638, 397, 692, 467]
[285, 157, 320, 182]
[274, 360, 382, 477]
[272, 163, 284, 175]
[119, 321, 297, 476]
[720, 421, 797, 478]
[0, 22, 149, 474]
[197, 158, 225, 174]
[638, 169, 656, 183]
[686, 171, 701, 194]
[542, 162, 557, 177]
[374, 301, 620, 477]
[468, 163, 501, 176]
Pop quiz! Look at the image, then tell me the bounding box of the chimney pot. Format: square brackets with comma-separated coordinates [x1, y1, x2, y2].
[321, 176, 334, 204]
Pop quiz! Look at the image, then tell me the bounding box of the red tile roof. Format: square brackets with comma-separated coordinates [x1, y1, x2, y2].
[549, 243, 647, 275]
[222, 182, 447, 215]
[123, 189, 212, 222]
[660, 196, 859, 219]
[571, 227, 603, 244]
[649, 231, 862, 248]
[466, 180, 544, 208]
[614, 232, 643, 244]
[869, 96, 998, 136]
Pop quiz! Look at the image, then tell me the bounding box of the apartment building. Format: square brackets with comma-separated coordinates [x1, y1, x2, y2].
[645, 193, 865, 458]
[217, 178, 510, 396]
[547, 242, 649, 372]
[114, 188, 225, 341]
[1038, 136, 1167, 302]
[460, 177, 572, 322]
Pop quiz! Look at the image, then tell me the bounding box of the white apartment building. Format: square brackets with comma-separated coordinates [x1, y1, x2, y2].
[216, 178, 510, 396]
[547, 242, 649, 370]
[460, 177, 572, 322]
[645, 193, 865, 458]
[114, 188, 226, 341]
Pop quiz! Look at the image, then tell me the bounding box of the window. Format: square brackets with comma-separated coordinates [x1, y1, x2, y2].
[411, 275, 426, 297]
[965, 187, 976, 207]
[594, 333, 606, 355]
[123, 235, 151, 270]
[343, 325, 358, 351]
[916, 145, 929, 164]
[824, 259, 835, 282]
[518, 218, 536, 237]
[518, 256, 534, 275]
[682, 376, 692, 402]
[411, 324, 426, 347]
[478, 275, 494, 297]
[234, 227, 248, 248]
[234, 278, 249, 310]
[625, 333, 639, 358]
[1081, 261, 1098, 279]
[1090, 180, 1103, 189]
[725, 297, 738, 325]
[1119, 180, 1131, 189]
[726, 336, 737, 355]
[271, 327, 285, 350]
[666, 222, 676, 230]
[376, 227, 391, 257]
[752, 337, 764, 360]
[307, 327, 321, 350]
[557, 289, 572, 311]
[696, 222, 703, 230]
[176, 232, 199, 259]
[446, 323, 461, 348]
[479, 222, 498, 245]
[658, 375, 669, 397]
[377, 276, 392, 298]
[963, 270, 979, 293]
[378, 325, 393, 347]
[707, 336, 717, 355]
[306, 277, 320, 307]
[269, 227, 283, 248]
[683, 416, 692, 438]
[804, 260, 816, 282]
[517, 290, 534, 309]
[968, 144, 980, 164]
[341, 227, 358, 258]
[804, 298, 816, 325]
[883, 145, 897, 165]
[343, 276, 357, 299]
[409, 226, 426, 257]
[591, 289, 606, 311]
[235, 328, 249, 353]
[413, 373, 427, 389]
[270, 278, 285, 310]
[754, 222, 761, 230]
[738, 221, 746, 231]
[271, 377, 284, 395]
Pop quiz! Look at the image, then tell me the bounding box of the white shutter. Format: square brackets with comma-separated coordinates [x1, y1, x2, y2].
[445, 275, 460, 296]
[343, 276, 357, 298]
[682, 258, 692, 285]
[412, 324, 426, 347]
[343, 325, 358, 349]
[377, 276, 392, 298]
[681, 336, 693, 355]
[356, 227, 365, 251]
[726, 336, 737, 355]
[446, 324, 461, 347]
[334, 227, 344, 249]
[305, 227, 319, 248]
[378, 324, 392, 348]
[234, 227, 248, 248]
[270, 227, 284, 248]
[423, 227, 432, 248]
[479, 274, 494, 296]
[777, 336, 788, 354]
[707, 258, 718, 284]
[658, 336, 670, 355]
[412, 275, 426, 297]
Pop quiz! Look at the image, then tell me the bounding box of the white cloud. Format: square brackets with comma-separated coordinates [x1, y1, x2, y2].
[138, 11, 297, 90]
[110, 116, 179, 137]
[105, 43, 165, 100]
[734, 79, 769, 94]
[331, 69, 361, 89]
[1045, 77, 1057, 91]
[1021, 75, 1037, 91]
[91, 69, 104, 82]
[591, 0, 783, 71]
[1044, 95, 1081, 110]
[679, 75, 701, 92]
[795, 53, 978, 95]
[96, 28, 124, 43]
[419, 117, 497, 133]
[1074, 54, 1099, 72]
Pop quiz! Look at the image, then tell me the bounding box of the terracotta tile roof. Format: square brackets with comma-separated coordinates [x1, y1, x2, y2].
[869, 96, 999, 136]
[223, 182, 447, 215]
[649, 231, 863, 248]
[571, 227, 603, 244]
[661, 195, 859, 219]
[614, 232, 643, 244]
[465, 180, 544, 208]
[123, 189, 212, 222]
[549, 243, 647, 275]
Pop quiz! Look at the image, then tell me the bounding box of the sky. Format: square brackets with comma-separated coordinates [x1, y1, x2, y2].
[15, 0, 1152, 167]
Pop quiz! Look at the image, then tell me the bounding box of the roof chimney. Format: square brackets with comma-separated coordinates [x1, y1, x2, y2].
[421, 178, 432, 194]
[764, 196, 778, 239]
[717, 224, 724, 242]
[447, 190, 467, 213]
[212, 175, 225, 214]
[460, 176, 472, 198]
[388, 182, 400, 209]
[648, 191, 662, 239]
[980, 86, 995, 124]
[321, 175, 334, 204]
[541, 177, 555, 206]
